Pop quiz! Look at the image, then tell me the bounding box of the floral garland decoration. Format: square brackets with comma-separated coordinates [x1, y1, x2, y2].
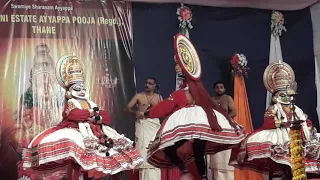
[271, 10, 287, 37]
[177, 4, 193, 29]
[230, 53, 250, 78]
[289, 127, 307, 180]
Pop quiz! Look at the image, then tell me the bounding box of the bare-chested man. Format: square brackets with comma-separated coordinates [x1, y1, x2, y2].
[126, 77, 162, 180]
[208, 81, 237, 180]
[211, 81, 236, 119]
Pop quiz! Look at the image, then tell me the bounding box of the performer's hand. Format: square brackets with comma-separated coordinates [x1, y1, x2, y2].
[135, 111, 144, 119]
[96, 119, 103, 124]
[87, 117, 95, 123]
[281, 121, 291, 128]
[93, 116, 103, 124]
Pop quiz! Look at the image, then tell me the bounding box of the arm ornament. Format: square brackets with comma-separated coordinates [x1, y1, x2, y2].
[275, 120, 281, 128]
[264, 107, 274, 117]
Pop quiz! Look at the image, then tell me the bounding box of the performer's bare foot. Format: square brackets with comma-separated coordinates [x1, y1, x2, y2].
[201, 175, 208, 180]
[180, 172, 194, 180]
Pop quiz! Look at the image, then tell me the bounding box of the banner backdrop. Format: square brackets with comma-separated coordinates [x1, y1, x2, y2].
[0, 1, 135, 179]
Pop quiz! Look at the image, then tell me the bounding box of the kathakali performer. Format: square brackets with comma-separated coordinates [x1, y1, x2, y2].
[20, 54, 143, 179]
[230, 62, 320, 179]
[144, 34, 247, 180]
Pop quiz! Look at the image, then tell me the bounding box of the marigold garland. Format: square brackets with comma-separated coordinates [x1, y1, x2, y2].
[289, 128, 307, 180]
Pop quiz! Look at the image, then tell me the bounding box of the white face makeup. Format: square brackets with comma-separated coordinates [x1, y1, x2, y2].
[70, 83, 88, 100]
[275, 91, 290, 105]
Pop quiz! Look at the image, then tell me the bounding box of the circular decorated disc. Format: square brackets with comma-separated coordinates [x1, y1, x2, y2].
[174, 34, 201, 81]
[263, 62, 295, 93]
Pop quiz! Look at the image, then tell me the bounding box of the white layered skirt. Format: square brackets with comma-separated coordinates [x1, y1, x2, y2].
[22, 125, 143, 178]
[231, 126, 320, 176]
[147, 105, 247, 168]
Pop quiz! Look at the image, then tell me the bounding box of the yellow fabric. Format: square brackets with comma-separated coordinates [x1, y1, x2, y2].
[233, 75, 263, 180]
[79, 101, 90, 110]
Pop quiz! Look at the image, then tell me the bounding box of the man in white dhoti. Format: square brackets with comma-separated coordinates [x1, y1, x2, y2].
[209, 81, 237, 180]
[127, 77, 162, 180]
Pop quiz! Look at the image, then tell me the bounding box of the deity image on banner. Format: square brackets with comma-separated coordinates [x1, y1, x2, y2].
[11, 43, 65, 154]
[0, 39, 73, 179]
[31, 44, 65, 127]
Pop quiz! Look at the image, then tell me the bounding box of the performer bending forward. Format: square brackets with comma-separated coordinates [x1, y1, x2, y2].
[144, 34, 247, 180]
[230, 62, 320, 179]
[21, 54, 143, 179]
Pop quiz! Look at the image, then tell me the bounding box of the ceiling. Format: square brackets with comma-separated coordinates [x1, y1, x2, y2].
[126, 0, 319, 10]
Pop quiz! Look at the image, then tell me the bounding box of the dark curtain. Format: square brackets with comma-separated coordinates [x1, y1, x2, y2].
[132, 3, 177, 97]
[188, 6, 271, 128]
[132, 3, 317, 129]
[280, 8, 317, 128]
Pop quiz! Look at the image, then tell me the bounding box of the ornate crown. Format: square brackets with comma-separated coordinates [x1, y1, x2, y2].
[263, 62, 295, 93]
[273, 68, 290, 92]
[55, 54, 84, 89]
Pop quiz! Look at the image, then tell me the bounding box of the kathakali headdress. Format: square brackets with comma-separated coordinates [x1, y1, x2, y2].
[263, 61, 295, 104]
[174, 34, 201, 81]
[55, 54, 86, 99]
